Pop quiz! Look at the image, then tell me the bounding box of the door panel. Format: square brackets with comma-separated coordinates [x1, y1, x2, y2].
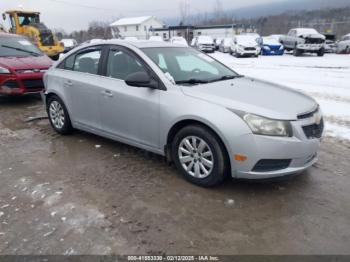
[99, 47, 160, 148]
[62, 48, 103, 130]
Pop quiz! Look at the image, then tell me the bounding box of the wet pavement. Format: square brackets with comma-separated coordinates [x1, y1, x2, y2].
[0, 95, 350, 255]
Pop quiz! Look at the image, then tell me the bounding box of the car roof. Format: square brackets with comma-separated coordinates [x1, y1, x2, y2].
[81, 39, 185, 49]
[0, 32, 22, 38]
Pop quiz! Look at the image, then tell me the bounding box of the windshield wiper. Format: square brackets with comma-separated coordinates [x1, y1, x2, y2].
[0, 45, 41, 57]
[209, 75, 244, 83]
[176, 78, 209, 85]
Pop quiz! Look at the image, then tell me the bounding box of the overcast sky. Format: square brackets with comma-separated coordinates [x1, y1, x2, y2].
[0, 0, 283, 32]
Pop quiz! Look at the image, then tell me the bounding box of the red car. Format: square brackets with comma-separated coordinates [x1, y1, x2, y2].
[0, 33, 53, 95]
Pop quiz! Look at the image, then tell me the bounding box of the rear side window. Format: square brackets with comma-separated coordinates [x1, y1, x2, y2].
[74, 50, 101, 75]
[58, 47, 101, 74]
[106, 49, 147, 80]
[62, 55, 75, 70]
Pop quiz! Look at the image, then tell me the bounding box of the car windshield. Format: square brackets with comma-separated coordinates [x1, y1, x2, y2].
[142, 47, 240, 85]
[0, 36, 43, 57]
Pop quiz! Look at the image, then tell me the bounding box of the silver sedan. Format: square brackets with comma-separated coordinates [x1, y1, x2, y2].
[44, 40, 323, 187]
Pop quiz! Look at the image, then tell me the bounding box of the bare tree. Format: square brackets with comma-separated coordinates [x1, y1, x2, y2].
[179, 0, 190, 25]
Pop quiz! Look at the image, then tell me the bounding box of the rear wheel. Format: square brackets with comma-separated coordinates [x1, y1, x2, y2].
[346, 46, 350, 54]
[47, 95, 73, 135]
[172, 125, 227, 187]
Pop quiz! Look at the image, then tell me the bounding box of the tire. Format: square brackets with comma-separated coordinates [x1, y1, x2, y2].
[317, 48, 325, 57]
[346, 46, 350, 54]
[47, 95, 73, 135]
[293, 46, 301, 56]
[171, 125, 227, 187]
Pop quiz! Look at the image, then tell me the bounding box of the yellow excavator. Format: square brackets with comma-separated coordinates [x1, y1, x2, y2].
[2, 10, 64, 60]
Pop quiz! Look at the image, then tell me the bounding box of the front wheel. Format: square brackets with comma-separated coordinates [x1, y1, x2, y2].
[172, 125, 227, 187]
[317, 48, 325, 57]
[47, 95, 73, 135]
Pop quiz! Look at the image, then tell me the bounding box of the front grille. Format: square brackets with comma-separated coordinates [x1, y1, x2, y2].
[303, 119, 324, 139]
[2, 80, 18, 88]
[245, 47, 256, 51]
[305, 38, 325, 44]
[22, 79, 45, 90]
[252, 159, 292, 172]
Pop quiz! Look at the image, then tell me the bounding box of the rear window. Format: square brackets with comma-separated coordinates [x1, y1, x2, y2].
[0, 36, 43, 57]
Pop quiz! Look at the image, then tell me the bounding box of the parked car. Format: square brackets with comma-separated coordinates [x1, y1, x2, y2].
[44, 40, 323, 187]
[61, 38, 78, 53]
[170, 37, 188, 46]
[0, 32, 52, 95]
[268, 34, 284, 42]
[214, 37, 223, 50]
[261, 36, 284, 56]
[194, 35, 215, 53]
[324, 34, 337, 53]
[149, 36, 164, 42]
[230, 35, 261, 57]
[280, 28, 325, 56]
[336, 34, 350, 54]
[243, 33, 263, 46]
[219, 38, 232, 53]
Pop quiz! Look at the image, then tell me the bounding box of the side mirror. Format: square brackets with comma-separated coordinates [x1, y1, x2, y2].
[125, 72, 158, 89]
[2, 13, 6, 21]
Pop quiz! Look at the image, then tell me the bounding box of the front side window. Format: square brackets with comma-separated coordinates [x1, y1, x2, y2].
[0, 36, 43, 57]
[18, 13, 40, 26]
[73, 49, 101, 75]
[106, 49, 147, 80]
[142, 47, 239, 85]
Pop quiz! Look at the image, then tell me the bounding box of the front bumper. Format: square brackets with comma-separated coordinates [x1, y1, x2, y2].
[198, 46, 215, 52]
[230, 116, 323, 179]
[297, 43, 324, 52]
[0, 73, 45, 95]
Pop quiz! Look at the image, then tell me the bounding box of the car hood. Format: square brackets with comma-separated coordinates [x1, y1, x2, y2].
[237, 40, 258, 47]
[181, 77, 317, 120]
[298, 33, 326, 40]
[0, 55, 53, 71]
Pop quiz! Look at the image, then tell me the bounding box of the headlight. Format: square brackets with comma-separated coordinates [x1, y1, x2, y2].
[263, 45, 270, 50]
[243, 113, 292, 137]
[238, 45, 244, 49]
[0, 66, 11, 74]
[279, 45, 284, 50]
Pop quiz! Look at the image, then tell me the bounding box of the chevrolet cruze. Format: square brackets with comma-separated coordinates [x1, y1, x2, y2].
[44, 40, 323, 187]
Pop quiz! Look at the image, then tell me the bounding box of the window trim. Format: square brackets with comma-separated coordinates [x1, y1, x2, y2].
[57, 45, 104, 76]
[101, 44, 166, 91]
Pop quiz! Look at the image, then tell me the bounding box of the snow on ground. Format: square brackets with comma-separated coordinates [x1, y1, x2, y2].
[211, 52, 350, 141]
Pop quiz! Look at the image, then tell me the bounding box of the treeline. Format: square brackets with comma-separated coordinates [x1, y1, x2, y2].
[55, 21, 112, 43]
[193, 6, 350, 37]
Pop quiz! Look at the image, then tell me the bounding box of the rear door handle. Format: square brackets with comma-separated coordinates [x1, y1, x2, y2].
[64, 80, 73, 87]
[101, 90, 113, 97]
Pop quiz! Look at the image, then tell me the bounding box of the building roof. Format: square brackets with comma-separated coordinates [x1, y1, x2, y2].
[110, 16, 153, 27]
[5, 10, 40, 15]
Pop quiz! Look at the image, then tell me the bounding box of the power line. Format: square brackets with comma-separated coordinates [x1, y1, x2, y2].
[45, 0, 176, 15]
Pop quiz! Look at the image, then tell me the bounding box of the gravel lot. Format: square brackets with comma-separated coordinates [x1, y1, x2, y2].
[1, 53, 350, 255]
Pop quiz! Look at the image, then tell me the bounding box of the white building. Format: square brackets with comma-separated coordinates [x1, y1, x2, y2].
[110, 16, 165, 40]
